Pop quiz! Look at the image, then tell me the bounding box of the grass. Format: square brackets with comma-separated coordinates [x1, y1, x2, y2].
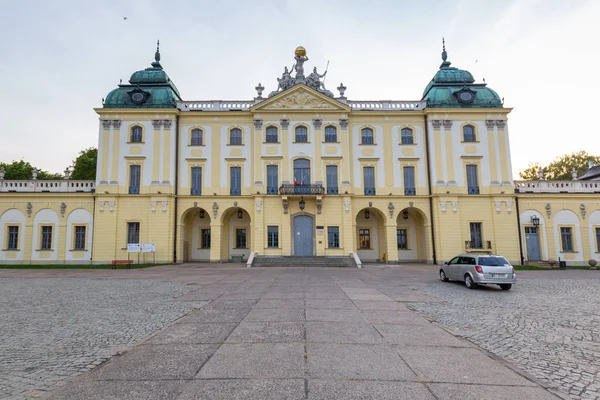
[0, 264, 164, 269]
[514, 265, 598, 271]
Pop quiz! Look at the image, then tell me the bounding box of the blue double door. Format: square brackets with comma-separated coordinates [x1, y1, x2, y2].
[293, 215, 314, 256]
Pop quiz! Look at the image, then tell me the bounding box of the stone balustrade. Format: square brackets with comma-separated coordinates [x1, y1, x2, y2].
[177, 101, 255, 111]
[0, 180, 95, 193]
[177, 99, 427, 112]
[514, 180, 600, 193]
[347, 100, 426, 111]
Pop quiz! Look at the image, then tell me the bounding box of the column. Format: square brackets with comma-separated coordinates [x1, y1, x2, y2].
[385, 222, 399, 263]
[432, 120, 444, 186]
[497, 120, 510, 185]
[100, 120, 111, 183]
[313, 119, 323, 183]
[486, 120, 499, 186]
[209, 221, 222, 262]
[152, 120, 162, 185]
[443, 120, 454, 184]
[110, 120, 121, 186]
[340, 118, 350, 190]
[162, 120, 172, 190]
[253, 119, 263, 190]
[281, 119, 290, 182]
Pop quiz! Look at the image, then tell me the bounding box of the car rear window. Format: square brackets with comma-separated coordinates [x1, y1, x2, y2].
[479, 257, 510, 266]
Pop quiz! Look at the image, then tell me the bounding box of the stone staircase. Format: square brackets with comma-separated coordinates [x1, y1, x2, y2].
[252, 256, 357, 268]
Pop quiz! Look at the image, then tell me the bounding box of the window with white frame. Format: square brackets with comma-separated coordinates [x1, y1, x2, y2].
[560, 227, 573, 251]
[230, 128, 242, 145]
[74, 226, 86, 250]
[295, 126, 308, 143]
[463, 125, 476, 142]
[191, 128, 203, 146]
[130, 126, 143, 143]
[265, 126, 278, 143]
[401, 128, 414, 144]
[324, 125, 337, 142]
[361, 128, 374, 144]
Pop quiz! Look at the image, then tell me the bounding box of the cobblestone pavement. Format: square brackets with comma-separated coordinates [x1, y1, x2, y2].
[0, 278, 202, 399]
[410, 274, 600, 400]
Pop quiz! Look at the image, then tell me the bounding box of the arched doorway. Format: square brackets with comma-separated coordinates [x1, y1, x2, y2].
[181, 207, 211, 262]
[355, 207, 386, 262]
[221, 207, 252, 262]
[396, 207, 427, 263]
[293, 214, 314, 256]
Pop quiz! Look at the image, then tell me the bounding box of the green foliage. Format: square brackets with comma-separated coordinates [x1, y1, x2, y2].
[0, 160, 61, 180]
[70, 148, 97, 180]
[519, 151, 600, 180]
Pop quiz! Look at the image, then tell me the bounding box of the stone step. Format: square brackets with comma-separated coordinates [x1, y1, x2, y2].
[253, 256, 356, 268]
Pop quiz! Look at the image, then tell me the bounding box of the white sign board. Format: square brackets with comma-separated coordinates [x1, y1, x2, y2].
[142, 243, 156, 253]
[127, 244, 141, 253]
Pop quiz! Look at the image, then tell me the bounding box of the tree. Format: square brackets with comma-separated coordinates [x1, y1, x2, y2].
[0, 160, 62, 180]
[70, 148, 97, 180]
[519, 151, 600, 180]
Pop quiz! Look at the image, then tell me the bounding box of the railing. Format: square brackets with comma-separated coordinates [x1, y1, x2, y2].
[266, 186, 279, 195]
[0, 180, 95, 193]
[514, 180, 600, 193]
[364, 187, 376, 196]
[230, 187, 241, 196]
[279, 184, 325, 195]
[404, 188, 416, 196]
[128, 186, 140, 195]
[465, 240, 492, 251]
[468, 186, 480, 195]
[177, 100, 255, 111]
[348, 100, 426, 111]
[327, 186, 339, 195]
[190, 188, 201, 196]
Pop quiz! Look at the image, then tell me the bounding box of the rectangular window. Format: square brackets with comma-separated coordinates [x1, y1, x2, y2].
[236, 228, 247, 248]
[326, 165, 338, 195]
[41, 226, 53, 250]
[230, 167, 241, 196]
[201, 229, 211, 249]
[363, 167, 375, 195]
[7, 225, 19, 250]
[596, 227, 600, 252]
[403, 166, 416, 196]
[266, 165, 278, 195]
[359, 229, 371, 249]
[74, 226, 86, 250]
[469, 222, 483, 249]
[267, 226, 279, 248]
[127, 222, 140, 244]
[397, 229, 408, 250]
[328, 226, 340, 248]
[466, 165, 479, 195]
[560, 227, 573, 252]
[129, 165, 141, 194]
[191, 167, 202, 196]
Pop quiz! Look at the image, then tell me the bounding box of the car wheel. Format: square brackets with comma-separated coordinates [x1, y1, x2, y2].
[500, 284, 512, 291]
[465, 274, 477, 289]
[439, 270, 449, 282]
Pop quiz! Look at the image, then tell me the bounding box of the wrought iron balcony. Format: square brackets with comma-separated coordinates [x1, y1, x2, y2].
[364, 187, 376, 196]
[468, 186, 480, 195]
[190, 188, 201, 196]
[266, 186, 279, 195]
[128, 186, 140, 195]
[465, 240, 492, 251]
[279, 184, 324, 195]
[404, 188, 416, 196]
[327, 186, 339, 195]
[230, 188, 241, 196]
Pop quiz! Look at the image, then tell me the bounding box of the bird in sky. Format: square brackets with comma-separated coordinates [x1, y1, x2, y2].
[123, 17, 128, 21]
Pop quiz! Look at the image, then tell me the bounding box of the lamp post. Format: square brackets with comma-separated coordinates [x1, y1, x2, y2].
[237, 209, 243, 219]
[403, 210, 409, 220]
[199, 209, 205, 219]
[299, 197, 306, 211]
[364, 209, 370, 219]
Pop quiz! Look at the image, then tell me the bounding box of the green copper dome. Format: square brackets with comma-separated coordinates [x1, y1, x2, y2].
[103, 42, 181, 108]
[422, 41, 502, 108]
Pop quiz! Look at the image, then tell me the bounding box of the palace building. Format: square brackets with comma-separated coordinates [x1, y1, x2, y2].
[1, 43, 599, 266]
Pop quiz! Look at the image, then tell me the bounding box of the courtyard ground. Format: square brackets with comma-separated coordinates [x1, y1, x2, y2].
[0, 264, 596, 399]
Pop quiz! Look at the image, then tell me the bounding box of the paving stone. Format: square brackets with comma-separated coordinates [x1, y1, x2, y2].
[361, 310, 431, 325]
[46, 380, 187, 400]
[345, 293, 394, 301]
[89, 344, 217, 380]
[309, 380, 435, 400]
[307, 343, 415, 380]
[395, 346, 536, 386]
[243, 308, 306, 322]
[226, 322, 304, 343]
[306, 322, 385, 344]
[306, 308, 366, 322]
[145, 323, 237, 344]
[179, 307, 250, 323]
[305, 299, 357, 309]
[254, 298, 305, 309]
[204, 300, 257, 309]
[427, 383, 561, 400]
[177, 379, 306, 400]
[261, 291, 305, 299]
[376, 324, 470, 347]
[196, 343, 305, 379]
[353, 300, 409, 311]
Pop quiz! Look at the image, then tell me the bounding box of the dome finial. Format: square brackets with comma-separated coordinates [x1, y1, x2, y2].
[440, 37, 451, 69]
[155, 39, 161, 63]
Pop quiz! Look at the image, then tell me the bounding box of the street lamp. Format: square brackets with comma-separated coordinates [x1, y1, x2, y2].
[403, 210, 409, 220]
[199, 209, 205, 219]
[237, 209, 243, 219]
[299, 197, 306, 211]
[530, 215, 540, 227]
[364, 209, 370, 219]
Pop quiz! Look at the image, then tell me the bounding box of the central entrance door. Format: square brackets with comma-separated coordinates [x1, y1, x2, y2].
[525, 227, 541, 261]
[293, 215, 314, 256]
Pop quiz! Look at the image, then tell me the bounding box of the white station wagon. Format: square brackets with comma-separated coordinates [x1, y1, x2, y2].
[440, 254, 516, 290]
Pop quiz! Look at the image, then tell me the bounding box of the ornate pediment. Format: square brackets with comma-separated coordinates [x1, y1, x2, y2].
[252, 85, 350, 112]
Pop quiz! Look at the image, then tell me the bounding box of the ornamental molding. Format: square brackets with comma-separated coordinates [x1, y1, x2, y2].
[26, 202, 32, 217]
[580, 203, 586, 219]
[313, 118, 322, 128]
[161, 200, 168, 212]
[485, 120, 496, 129]
[60, 202, 67, 217]
[151, 200, 157, 212]
[99, 201, 105, 212]
[255, 199, 263, 212]
[388, 202, 395, 217]
[162, 120, 172, 128]
[494, 201, 501, 213]
[506, 201, 513, 213]
[264, 89, 337, 110]
[253, 119, 263, 129]
[452, 200, 458, 213]
[442, 120, 453, 129]
[282, 199, 289, 214]
[109, 200, 115, 212]
[545, 203, 551, 218]
[339, 118, 349, 129]
[439, 200, 447, 213]
[152, 120, 162, 128]
[101, 120, 112, 129]
[495, 120, 506, 129]
[112, 120, 121, 129]
[344, 199, 351, 212]
[431, 120, 442, 129]
[280, 119, 290, 129]
[212, 202, 219, 218]
[316, 198, 323, 214]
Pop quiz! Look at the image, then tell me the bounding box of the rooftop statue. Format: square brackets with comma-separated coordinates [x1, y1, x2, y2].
[268, 46, 334, 98]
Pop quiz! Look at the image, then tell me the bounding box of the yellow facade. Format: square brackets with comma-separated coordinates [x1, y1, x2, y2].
[1, 47, 599, 266]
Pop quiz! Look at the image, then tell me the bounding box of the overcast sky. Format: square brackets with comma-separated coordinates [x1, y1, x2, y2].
[1, 0, 598, 179]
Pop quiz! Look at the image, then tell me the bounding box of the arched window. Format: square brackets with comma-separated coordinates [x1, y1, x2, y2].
[265, 126, 278, 143]
[295, 126, 308, 143]
[361, 128, 374, 144]
[191, 128, 203, 146]
[130, 126, 142, 143]
[463, 125, 476, 142]
[230, 128, 242, 145]
[324, 125, 337, 143]
[400, 128, 414, 144]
